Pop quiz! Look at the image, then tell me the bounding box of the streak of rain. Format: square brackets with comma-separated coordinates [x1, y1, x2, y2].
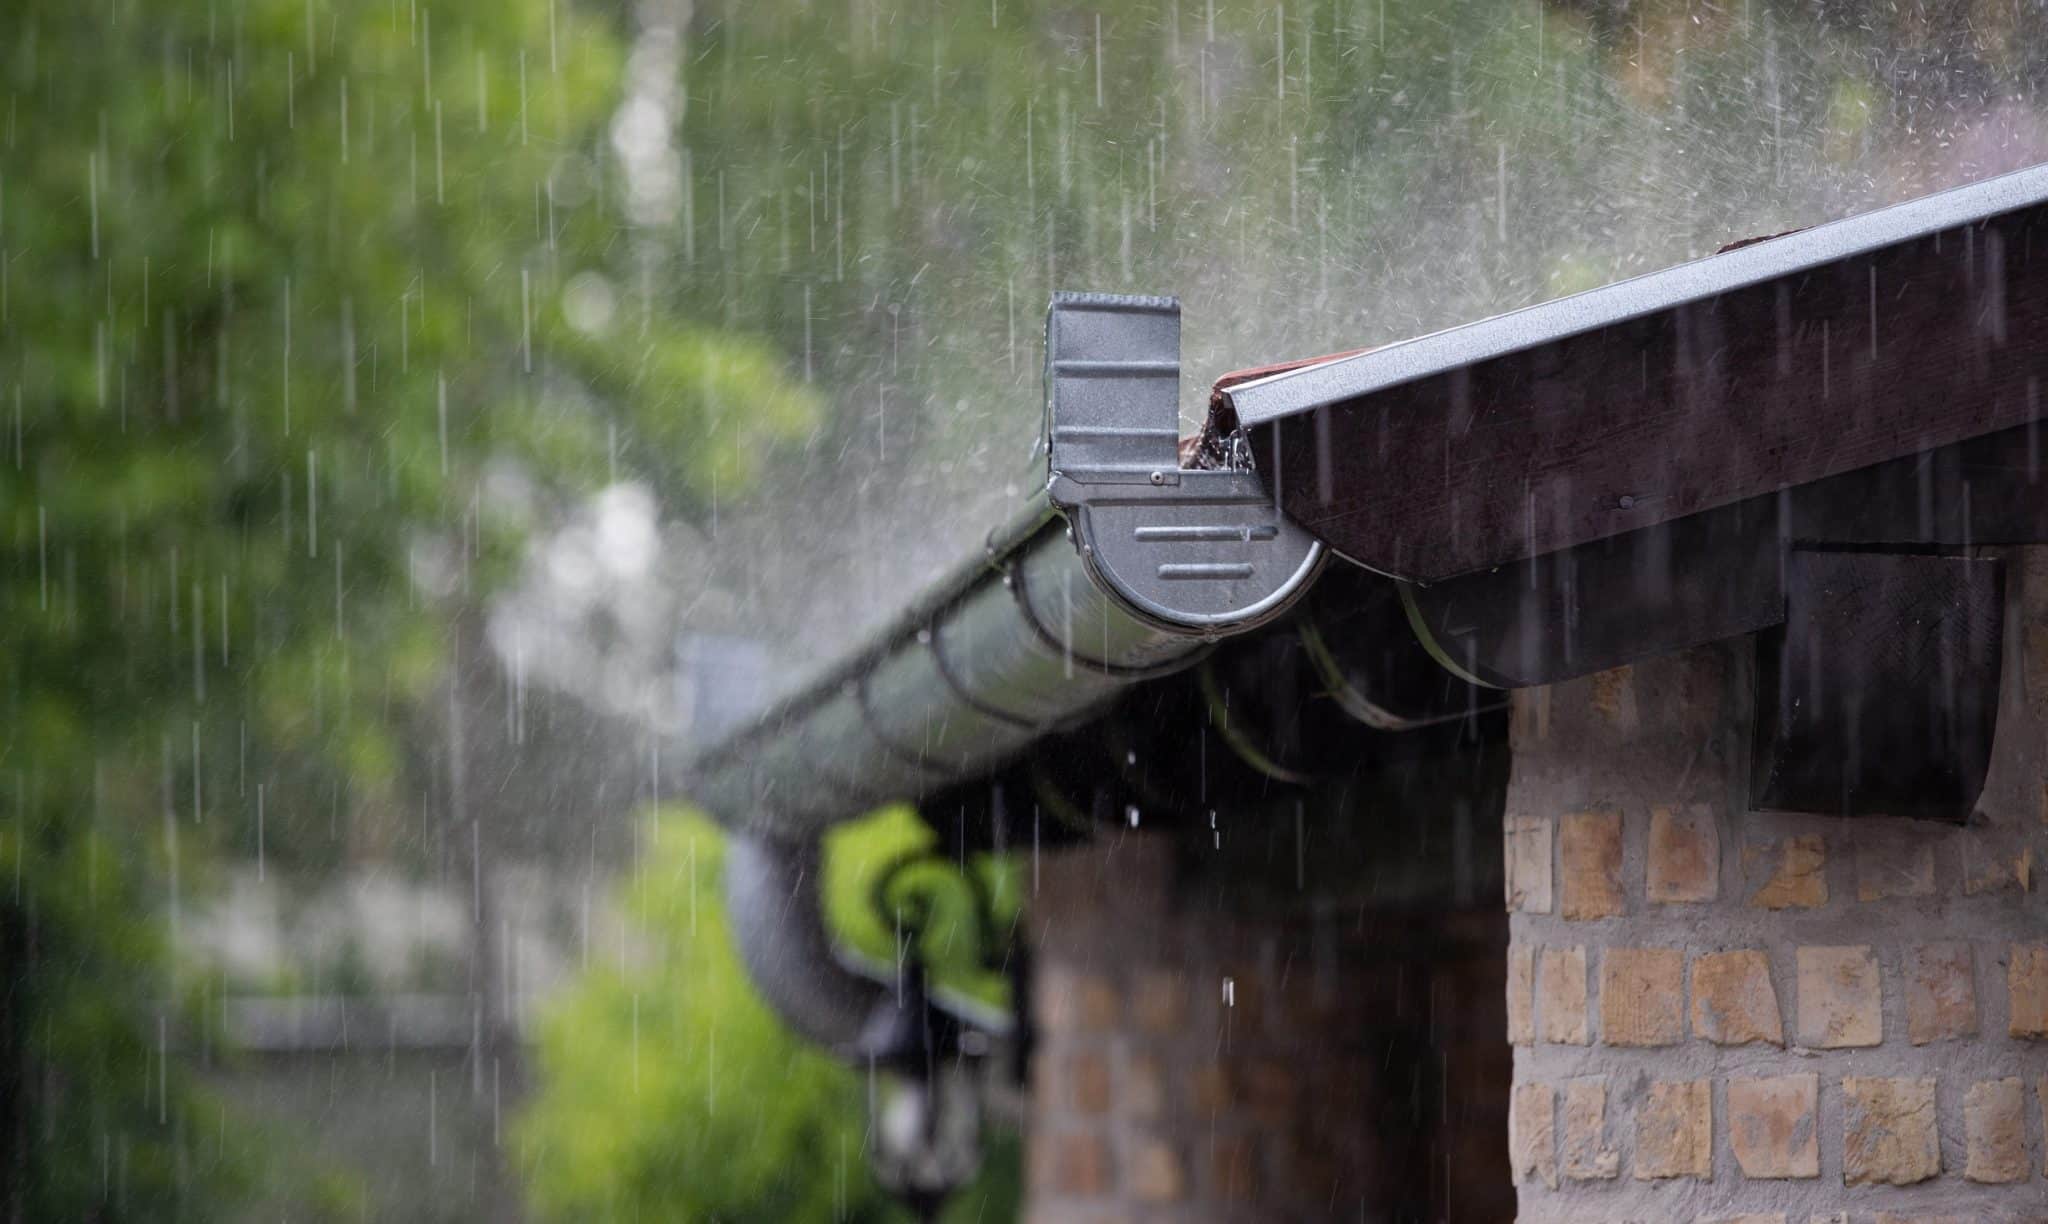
[8, 1, 2048, 1218]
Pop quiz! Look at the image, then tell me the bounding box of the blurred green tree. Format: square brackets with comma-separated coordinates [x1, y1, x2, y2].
[1, 0, 816, 1215]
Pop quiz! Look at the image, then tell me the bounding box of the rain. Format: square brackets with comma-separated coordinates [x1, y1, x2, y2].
[6, 0, 2048, 1221]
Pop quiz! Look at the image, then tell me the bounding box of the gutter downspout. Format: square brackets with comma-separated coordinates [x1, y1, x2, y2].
[721, 830, 920, 1061]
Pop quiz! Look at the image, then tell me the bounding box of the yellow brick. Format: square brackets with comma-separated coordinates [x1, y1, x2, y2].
[1903, 942, 1977, 1045]
[1560, 807, 1625, 920]
[1843, 1077, 1940, 1186]
[2010, 943, 2048, 1038]
[1504, 814, 1553, 914]
[1746, 835, 1828, 909]
[1692, 950, 1784, 1046]
[1728, 1074, 1819, 1179]
[1646, 803, 1718, 903]
[1559, 1078, 1618, 1181]
[1634, 1079, 1711, 1180]
[1796, 946, 1881, 1048]
[1506, 945, 1535, 1046]
[1538, 946, 1589, 1045]
[1510, 1082, 1557, 1189]
[1127, 1137, 1185, 1203]
[1599, 947, 1684, 1046]
[1963, 1078, 2027, 1183]
[1854, 836, 1935, 901]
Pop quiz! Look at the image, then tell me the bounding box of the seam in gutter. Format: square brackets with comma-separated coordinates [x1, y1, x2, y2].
[852, 672, 975, 778]
[1006, 557, 1210, 681]
[923, 622, 1046, 731]
[686, 502, 1061, 778]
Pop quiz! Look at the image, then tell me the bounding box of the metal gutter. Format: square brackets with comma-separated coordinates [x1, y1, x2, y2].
[686, 499, 1195, 836]
[684, 294, 1324, 838]
[721, 830, 928, 1058]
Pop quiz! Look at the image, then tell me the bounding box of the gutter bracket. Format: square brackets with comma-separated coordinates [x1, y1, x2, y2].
[1043, 292, 1323, 633]
[1751, 548, 2004, 823]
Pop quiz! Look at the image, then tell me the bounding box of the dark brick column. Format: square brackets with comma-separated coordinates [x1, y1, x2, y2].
[1023, 831, 1511, 1222]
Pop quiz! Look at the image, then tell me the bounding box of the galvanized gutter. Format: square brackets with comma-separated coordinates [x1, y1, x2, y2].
[685, 294, 1325, 838]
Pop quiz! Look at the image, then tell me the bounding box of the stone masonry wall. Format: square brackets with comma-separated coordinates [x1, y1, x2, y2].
[1025, 831, 1511, 1223]
[1504, 547, 2048, 1222]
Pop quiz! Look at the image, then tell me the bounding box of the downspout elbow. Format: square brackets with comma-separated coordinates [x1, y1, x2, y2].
[722, 829, 920, 1062]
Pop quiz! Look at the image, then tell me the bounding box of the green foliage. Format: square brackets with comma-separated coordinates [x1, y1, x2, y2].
[823, 808, 1020, 1007]
[0, 827, 255, 1220]
[515, 808, 879, 1222]
[2, 0, 817, 1216]
[518, 806, 1020, 1223]
[4, 0, 821, 870]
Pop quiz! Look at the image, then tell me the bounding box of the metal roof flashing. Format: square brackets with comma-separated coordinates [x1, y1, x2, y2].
[1221, 162, 2048, 430]
[1211, 161, 2048, 584]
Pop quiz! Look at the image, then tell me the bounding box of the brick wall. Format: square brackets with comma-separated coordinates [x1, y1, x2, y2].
[1024, 831, 1511, 1222]
[1503, 547, 2048, 1222]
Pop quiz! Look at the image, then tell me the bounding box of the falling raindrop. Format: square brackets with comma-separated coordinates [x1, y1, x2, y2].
[305, 449, 317, 558]
[1094, 14, 1105, 109]
[437, 372, 449, 475]
[433, 99, 445, 205]
[520, 269, 532, 372]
